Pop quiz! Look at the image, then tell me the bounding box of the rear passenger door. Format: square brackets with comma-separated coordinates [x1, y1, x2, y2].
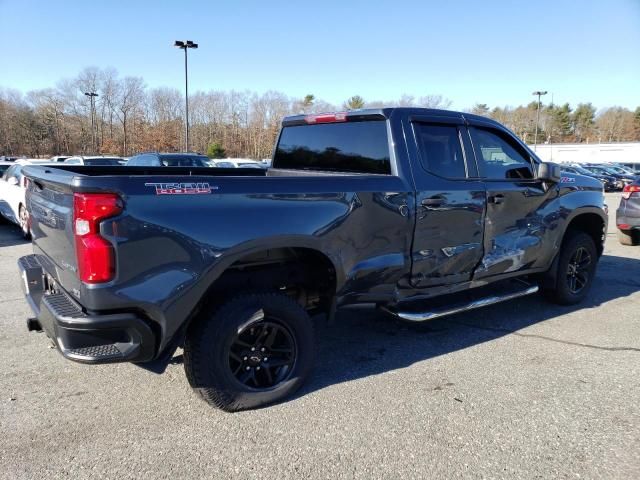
[408, 115, 486, 288]
[467, 121, 556, 278]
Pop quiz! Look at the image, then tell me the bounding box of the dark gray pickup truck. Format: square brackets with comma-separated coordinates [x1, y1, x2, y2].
[19, 108, 607, 411]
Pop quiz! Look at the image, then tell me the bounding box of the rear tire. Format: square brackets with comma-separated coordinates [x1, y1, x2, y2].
[542, 231, 598, 305]
[183, 292, 316, 412]
[617, 229, 637, 246]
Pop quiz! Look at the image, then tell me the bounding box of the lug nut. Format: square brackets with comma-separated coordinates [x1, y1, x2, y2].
[243, 356, 248, 361]
[263, 357, 268, 362]
[251, 347, 255, 351]
[245, 366, 250, 371]
[256, 366, 261, 371]
[261, 347, 265, 352]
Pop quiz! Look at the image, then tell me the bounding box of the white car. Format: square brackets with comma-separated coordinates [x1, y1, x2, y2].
[212, 159, 265, 169]
[64, 155, 123, 166]
[0, 161, 54, 237]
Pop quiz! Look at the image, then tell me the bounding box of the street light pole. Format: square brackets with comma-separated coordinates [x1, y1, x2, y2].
[84, 92, 99, 152]
[174, 40, 198, 151]
[532, 90, 547, 151]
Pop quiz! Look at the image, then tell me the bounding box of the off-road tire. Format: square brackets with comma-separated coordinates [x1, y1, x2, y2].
[542, 231, 598, 305]
[184, 292, 316, 412]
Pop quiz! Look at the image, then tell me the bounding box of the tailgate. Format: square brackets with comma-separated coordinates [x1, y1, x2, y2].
[26, 169, 82, 296]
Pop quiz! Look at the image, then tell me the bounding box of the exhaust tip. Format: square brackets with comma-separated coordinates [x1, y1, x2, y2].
[26, 318, 42, 332]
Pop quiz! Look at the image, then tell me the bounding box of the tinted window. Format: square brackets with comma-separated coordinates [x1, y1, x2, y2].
[159, 155, 209, 167]
[273, 120, 391, 174]
[413, 123, 466, 178]
[471, 128, 534, 179]
[83, 158, 122, 166]
[0, 165, 11, 175]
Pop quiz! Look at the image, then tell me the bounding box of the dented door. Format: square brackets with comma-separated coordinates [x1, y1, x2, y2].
[467, 124, 556, 279]
[407, 115, 486, 288]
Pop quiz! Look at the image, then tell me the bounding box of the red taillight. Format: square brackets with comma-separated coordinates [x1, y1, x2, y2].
[304, 112, 348, 124]
[622, 184, 640, 200]
[73, 193, 123, 283]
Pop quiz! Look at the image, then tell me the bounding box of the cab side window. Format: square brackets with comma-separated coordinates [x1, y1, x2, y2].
[413, 123, 467, 178]
[471, 127, 534, 180]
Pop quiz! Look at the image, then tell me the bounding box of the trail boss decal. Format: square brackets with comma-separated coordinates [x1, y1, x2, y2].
[145, 182, 218, 195]
[560, 176, 576, 184]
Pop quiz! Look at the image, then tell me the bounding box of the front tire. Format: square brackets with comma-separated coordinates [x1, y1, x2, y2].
[184, 293, 316, 412]
[543, 231, 598, 305]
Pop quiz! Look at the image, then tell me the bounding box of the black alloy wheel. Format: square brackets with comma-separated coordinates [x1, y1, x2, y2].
[228, 320, 297, 390]
[565, 246, 592, 294]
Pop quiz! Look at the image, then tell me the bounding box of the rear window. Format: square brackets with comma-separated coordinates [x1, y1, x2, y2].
[159, 156, 209, 167]
[84, 158, 122, 166]
[273, 120, 391, 174]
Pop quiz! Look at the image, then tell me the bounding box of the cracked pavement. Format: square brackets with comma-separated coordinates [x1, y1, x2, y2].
[0, 193, 638, 479]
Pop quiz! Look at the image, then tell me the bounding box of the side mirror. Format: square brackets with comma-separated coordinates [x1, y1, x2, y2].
[7, 177, 18, 186]
[537, 162, 561, 183]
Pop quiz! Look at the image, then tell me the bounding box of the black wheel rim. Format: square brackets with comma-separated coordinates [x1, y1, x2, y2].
[228, 319, 297, 390]
[566, 246, 592, 294]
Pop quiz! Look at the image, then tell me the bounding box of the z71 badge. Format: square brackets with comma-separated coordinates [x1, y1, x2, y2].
[560, 176, 576, 183]
[145, 182, 218, 195]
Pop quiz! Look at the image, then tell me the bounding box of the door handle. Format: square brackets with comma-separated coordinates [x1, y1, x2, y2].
[421, 196, 446, 209]
[488, 194, 505, 204]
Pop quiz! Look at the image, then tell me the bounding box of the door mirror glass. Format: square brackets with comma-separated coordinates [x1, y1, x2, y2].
[537, 162, 561, 183]
[7, 176, 18, 186]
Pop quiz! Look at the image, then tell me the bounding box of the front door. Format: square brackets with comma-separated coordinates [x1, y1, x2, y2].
[467, 122, 557, 278]
[408, 115, 486, 288]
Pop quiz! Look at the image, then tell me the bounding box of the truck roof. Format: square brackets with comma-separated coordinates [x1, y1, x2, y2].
[282, 107, 502, 127]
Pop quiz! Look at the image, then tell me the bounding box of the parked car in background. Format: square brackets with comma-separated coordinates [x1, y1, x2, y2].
[616, 180, 640, 245]
[0, 161, 55, 237]
[0, 156, 20, 162]
[127, 152, 210, 167]
[64, 156, 124, 166]
[49, 156, 70, 162]
[583, 165, 635, 190]
[562, 164, 616, 191]
[606, 164, 639, 178]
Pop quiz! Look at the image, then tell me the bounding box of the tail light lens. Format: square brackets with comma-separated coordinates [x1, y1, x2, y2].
[73, 193, 123, 283]
[622, 184, 640, 200]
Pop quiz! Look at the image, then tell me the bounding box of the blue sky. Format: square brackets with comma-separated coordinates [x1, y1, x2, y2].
[1, 0, 639, 111]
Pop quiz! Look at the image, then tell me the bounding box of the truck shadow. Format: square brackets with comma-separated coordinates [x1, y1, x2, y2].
[295, 252, 640, 400]
[0, 222, 29, 247]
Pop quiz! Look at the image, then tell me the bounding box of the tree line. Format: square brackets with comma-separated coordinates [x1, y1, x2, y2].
[1, 67, 639, 158]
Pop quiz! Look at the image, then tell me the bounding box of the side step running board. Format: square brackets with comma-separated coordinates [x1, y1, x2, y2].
[381, 284, 539, 322]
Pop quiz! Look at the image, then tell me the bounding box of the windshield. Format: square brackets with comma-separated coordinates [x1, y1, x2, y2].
[572, 166, 595, 175]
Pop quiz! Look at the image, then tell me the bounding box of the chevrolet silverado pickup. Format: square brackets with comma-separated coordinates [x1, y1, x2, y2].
[18, 108, 607, 411]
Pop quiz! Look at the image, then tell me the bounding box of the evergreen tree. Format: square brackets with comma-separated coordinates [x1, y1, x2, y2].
[344, 95, 365, 110]
[206, 142, 226, 159]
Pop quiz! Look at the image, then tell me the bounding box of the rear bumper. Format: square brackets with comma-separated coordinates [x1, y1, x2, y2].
[18, 254, 156, 364]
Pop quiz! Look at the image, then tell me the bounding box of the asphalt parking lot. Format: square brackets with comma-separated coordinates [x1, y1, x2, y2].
[0, 192, 638, 479]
